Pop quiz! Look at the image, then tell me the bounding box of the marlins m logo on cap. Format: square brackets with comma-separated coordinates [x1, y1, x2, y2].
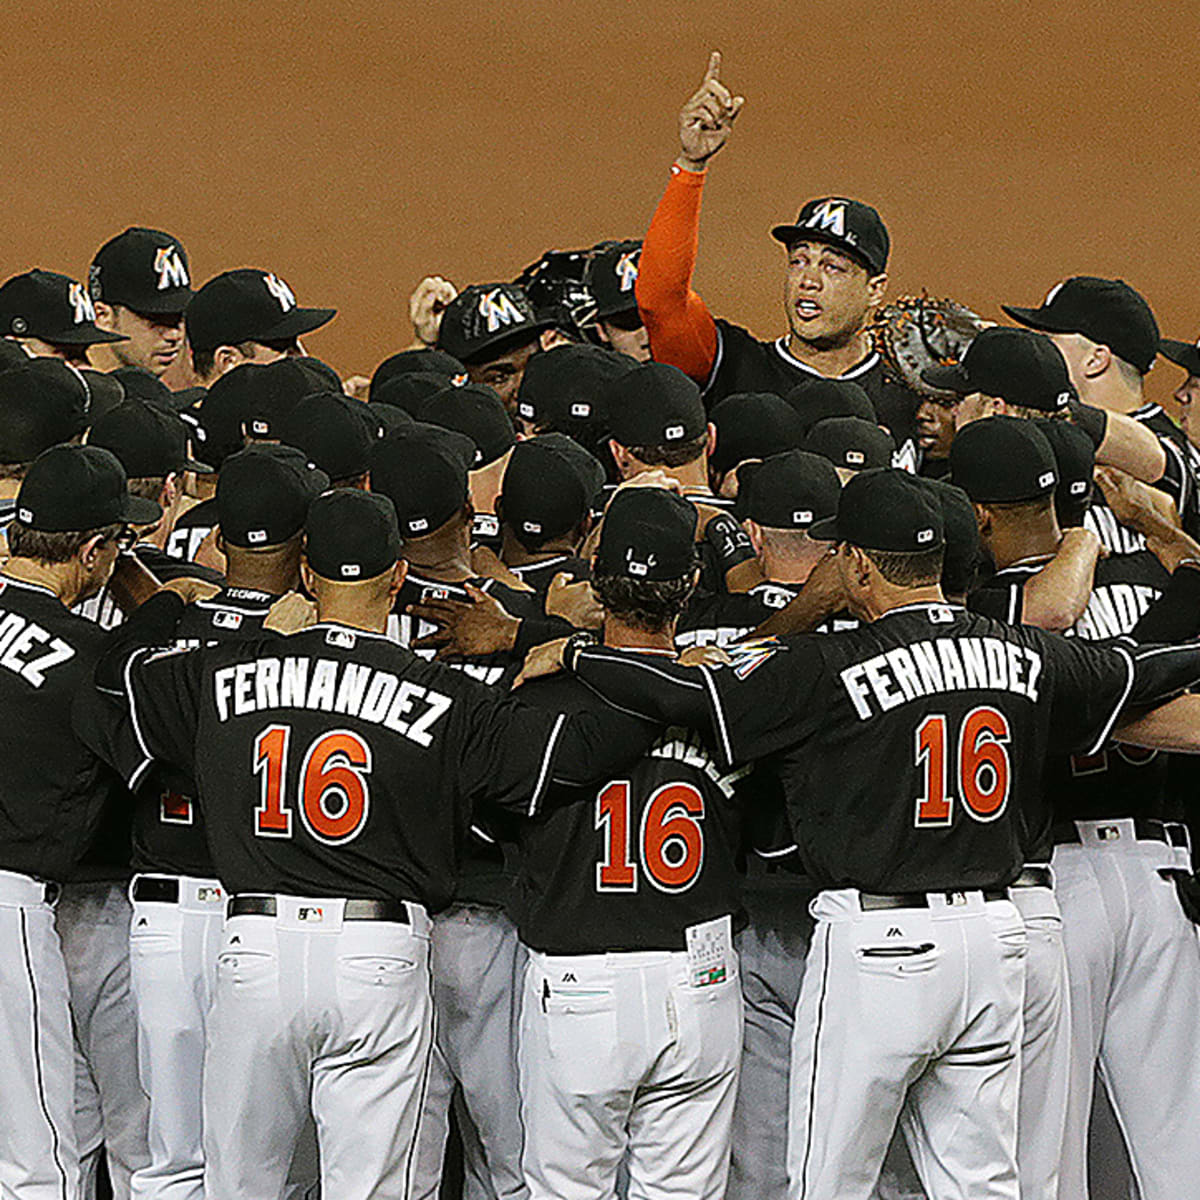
[805, 200, 847, 237]
[615, 251, 639, 293]
[478, 287, 526, 334]
[68, 282, 96, 325]
[263, 273, 297, 312]
[154, 246, 189, 291]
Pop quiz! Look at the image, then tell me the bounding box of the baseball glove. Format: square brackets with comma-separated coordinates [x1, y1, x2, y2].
[873, 294, 989, 400]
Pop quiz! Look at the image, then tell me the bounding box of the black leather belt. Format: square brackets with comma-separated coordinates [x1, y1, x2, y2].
[1053, 819, 1169, 846]
[228, 895, 409, 923]
[133, 877, 180, 903]
[1010, 866, 1053, 890]
[860, 889, 1008, 911]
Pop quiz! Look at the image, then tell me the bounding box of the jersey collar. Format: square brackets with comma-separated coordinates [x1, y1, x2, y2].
[0, 573, 62, 602]
[772, 337, 880, 381]
[308, 621, 395, 644]
[877, 600, 965, 620]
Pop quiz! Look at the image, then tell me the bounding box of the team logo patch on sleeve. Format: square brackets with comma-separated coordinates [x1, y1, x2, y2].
[726, 637, 785, 679]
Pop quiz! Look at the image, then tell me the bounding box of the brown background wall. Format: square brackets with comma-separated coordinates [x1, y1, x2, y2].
[2, 1, 1196, 404]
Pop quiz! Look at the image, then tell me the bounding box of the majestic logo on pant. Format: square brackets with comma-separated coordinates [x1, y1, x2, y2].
[154, 246, 190, 290]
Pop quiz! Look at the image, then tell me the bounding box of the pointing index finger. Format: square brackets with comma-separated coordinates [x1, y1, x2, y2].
[704, 50, 721, 83]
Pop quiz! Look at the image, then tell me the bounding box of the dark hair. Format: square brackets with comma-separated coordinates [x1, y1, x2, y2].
[625, 433, 707, 469]
[127, 476, 169, 502]
[591, 570, 697, 632]
[191, 338, 295, 382]
[983, 495, 1054, 518]
[190, 346, 216, 381]
[862, 545, 944, 587]
[1009, 404, 1069, 423]
[7, 520, 124, 564]
[0, 462, 31, 482]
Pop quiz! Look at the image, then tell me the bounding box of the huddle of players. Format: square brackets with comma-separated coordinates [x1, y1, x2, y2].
[2, 51, 1200, 1200]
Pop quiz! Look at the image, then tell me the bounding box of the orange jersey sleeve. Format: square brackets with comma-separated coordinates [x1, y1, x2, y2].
[635, 165, 718, 383]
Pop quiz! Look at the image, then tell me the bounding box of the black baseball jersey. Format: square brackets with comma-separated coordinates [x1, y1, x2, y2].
[517, 670, 746, 953]
[509, 555, 590, 598]
[705, 319, 919, 470]
[471, 511, 503, 554]
[573, 602, 1151, 894]
[130, 587, 279, 877]
[970, 554, 1168, 825]
[75, 542, 224, 630]
[164, 505, 214, 564]
[677, 582, 799, 649]
[0, 575, 128, 882]
[104, 620, 650, 909]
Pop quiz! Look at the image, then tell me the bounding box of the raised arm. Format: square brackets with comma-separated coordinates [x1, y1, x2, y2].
[636, 52, 743, 382]
[1020, 527, 1102, 631]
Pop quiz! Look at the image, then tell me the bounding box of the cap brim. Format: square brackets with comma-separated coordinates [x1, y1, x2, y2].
[807, 515, 841, 541]
[126, 292, 192, 317]
[770, 225, 876, 273]
[920, 363, 972, 393]
[47, 325, 129, 346]
[180, 497, 218, 529]
[999, 304, 1071, 333]
[121, 494, 163, 525]
[453, 320, 555, 366]
[256, 307, 337, 343]
[1159, 339, 1200, 375]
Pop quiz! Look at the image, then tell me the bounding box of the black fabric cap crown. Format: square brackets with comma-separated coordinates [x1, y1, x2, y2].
[369, 422, 474, 538]
[922, 327, 1075, 412]
[185, 269, 335, 353]
[0, 360, 91, 461]
[501, 433, 606, 544]
[89, 228, 192, 315]
[771, 197, 890, 275]
[280, 390, 380, 480]
[710, 392, 806, 474]
[16, 444, 160, 532]
[785, 378, 876, 434]
[804, 416, 894, 471]
[810, 468, 944, 551]
[740, 449, 841, 530]
[306, 489, 401, 581]
[605, 362, 706, 448]
[0, 269, 127, 346]
[88, 401, 212, 478]
[369, 348, 467, 398]
[586, 240, 642, 320]
[950, 416, 1058, 504]
[437, 283, 547, 366]
[595, 487, 698, 580]
[417, 383, 515, 467]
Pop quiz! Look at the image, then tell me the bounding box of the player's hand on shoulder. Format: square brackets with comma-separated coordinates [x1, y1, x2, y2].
[513, 636, 571, 690]
[264, 591, 318, 635]
[544, 573, 603, 631]
[159, 576, 222, 604]
[679, 644, 732, 669]
[470, 544, 534, 591]
[341, 374, 371, 402]
[409, 275, 458, 348]
[1095, 465, 1180, 533]
[614, 468, 683, 497]
[677, 51, 745, 172]
[409, 582, 519, 658]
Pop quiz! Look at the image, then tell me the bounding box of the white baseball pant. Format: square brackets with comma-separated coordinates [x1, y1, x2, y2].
[55, 881, 150, 1200]
[0, 869, 78, 1200]
[412, 903, 528, 1200]
[787, 889, 1026, 1200]
[1054, 818, 1200, 1200]
[202, 895, 433, 1200]
[519, 947, 742, 1200]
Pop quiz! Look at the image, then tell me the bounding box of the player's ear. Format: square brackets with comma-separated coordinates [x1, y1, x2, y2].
[92, 302, 116, 333]
[213, 345, 243, 377]
[745, 518, 764, 555]
[1085, 343, 1111, 380]
[609, 439, 630, 474]
[392, 558, 408, 596]
[867, 272, 889, 307]
[79, 533, 106, 568]
[705, 422, 717, 458]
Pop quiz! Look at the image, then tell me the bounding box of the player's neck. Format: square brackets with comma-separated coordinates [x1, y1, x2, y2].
[603, 617, 678, 655]
[988, 512, 1062, 570]
[761, 543, 826, 586]
[0, 477, 21, 501]
[1, 558, 82, 607]
[862, 583, 946, 622]
[87, 344, 126, 374]
[785, 327, 873, 378]
[1084, 375, 1144, 416]
[402, 528, 474, 583]
[314, 598, 390, 635]
[626, 459, 710, 493]
[225, 544, 300, 596]
[500, 528, 576, 567]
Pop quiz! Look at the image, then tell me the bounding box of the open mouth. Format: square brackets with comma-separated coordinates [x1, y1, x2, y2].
[794, 299, 823, 320]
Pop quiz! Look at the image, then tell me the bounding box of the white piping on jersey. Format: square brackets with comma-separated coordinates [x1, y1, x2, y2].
[699, 664, 734, 766]
[0, 574, 60, 601]
[124, 647, 157, 790]
[757, 843, 800, 859]
[511, 556, 569, 576]
[531, 713, 566, 816]
[876, 601, 965, 619]
[308, 621, 394, 644]
[772, 338, 881, 380]
[1084, 644, 1135, 758]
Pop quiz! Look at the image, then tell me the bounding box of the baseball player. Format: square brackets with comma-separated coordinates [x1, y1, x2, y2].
[957, 418, 1200, 1200]
[707, 392, 806, 498]
[88, 229, 193, 378]
[584, 240, 650, 362]
[515, 488, 746, 1200]
[1160, 329, 1200, 443]
[635, 53, 919, 467]
[543, 466, 1200, 1199]
[0, 268, 128, 367]
[119, 445, 328, 1200]
[0, 444, 159, 1200]
[183, 268, 336, 386]
[87, 487, 653, 1200]
[278, 388, 381, 489]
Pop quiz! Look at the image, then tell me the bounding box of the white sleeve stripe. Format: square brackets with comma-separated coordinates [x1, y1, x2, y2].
[577, 648, 705, 690]
[1007, 584, 1021, 626]
[701, 325, 725, 397]
[1085, 645, 1135, 757]
[756, 844, 800, 859]
[128, 757, 153, 791]
[1130, 643, 1200, 662]
[528, 713, 566, 817]
[700, 664, 734, 765]
[124, 648, 154, 763]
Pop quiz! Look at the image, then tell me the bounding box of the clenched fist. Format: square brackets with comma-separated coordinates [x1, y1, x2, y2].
[409, 275, 458, 348]
[677, 51, 745, 172]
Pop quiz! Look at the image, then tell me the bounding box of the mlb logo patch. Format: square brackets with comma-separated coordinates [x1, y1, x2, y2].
[247, 529, 267, 544]
[570, 402, 591, 418]
[250, 420, 270, 436]
[793, 509, 813, 525]
[408, 518, 429, 533]
[326, 628, 356, 649]
[297, 906, 324, 922]
[916, 528, 934, 544]
[212, 611, 243, 630]
[1098, 825, 1121, 841]
[341, 564, 362, 578]
[1038, 471, 1055, 489]
[664, 423, 685, 441]
[196, 886, 223, 903]
[846, 450, 865, 466]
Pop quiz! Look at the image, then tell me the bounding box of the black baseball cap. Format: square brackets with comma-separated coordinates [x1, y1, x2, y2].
[16, 444, 161, 532]
[919, 478, 982, 595]
[79, 369, 127, 423]
[1035, 418, 1095, 525]
[369, 348, 468, 398]
[784, 378, 877, 433]
[437, 282, 549, 365]
[185, 269, 336, 353]
[1160, 336, 1200, 377]
[371, 371, 455, 414]
[710, 392, 806, 475]
[369, 423, 474, 538]
[0, 339, 30, 371]
[194, 367, 256, 468]
[0, 270, 127, 346]
[292, 356, 342, 392]
[306, 489, 401, 582]
[922, 327, 1075, 412]
[88, 401, 212, 478]
[241, 359, 327, 438]
[108, 366, 179, 413]
[950, 416, 1058, 505]
[89, 228, 192, 315]
[516, 343, 632, 436]
[606, 363, 706, 448]
[516, 249, 597, 334]
[417, 383, 515, 468]
[587, 240, 642, 322]
[771, 198, 890, 275]
[370, 401, 416, 437]
[739, 449, 841, 531]
[810, 468, 944, 551]
[594, 487, 698, 581]
[1002, 277, 1159, 374]
[0, 360, 93, 462]
[279, 390, 379, 481]
[501, 433, 606, 544]
[191, 444, 330, 548]
[805, 416, 895, 472]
